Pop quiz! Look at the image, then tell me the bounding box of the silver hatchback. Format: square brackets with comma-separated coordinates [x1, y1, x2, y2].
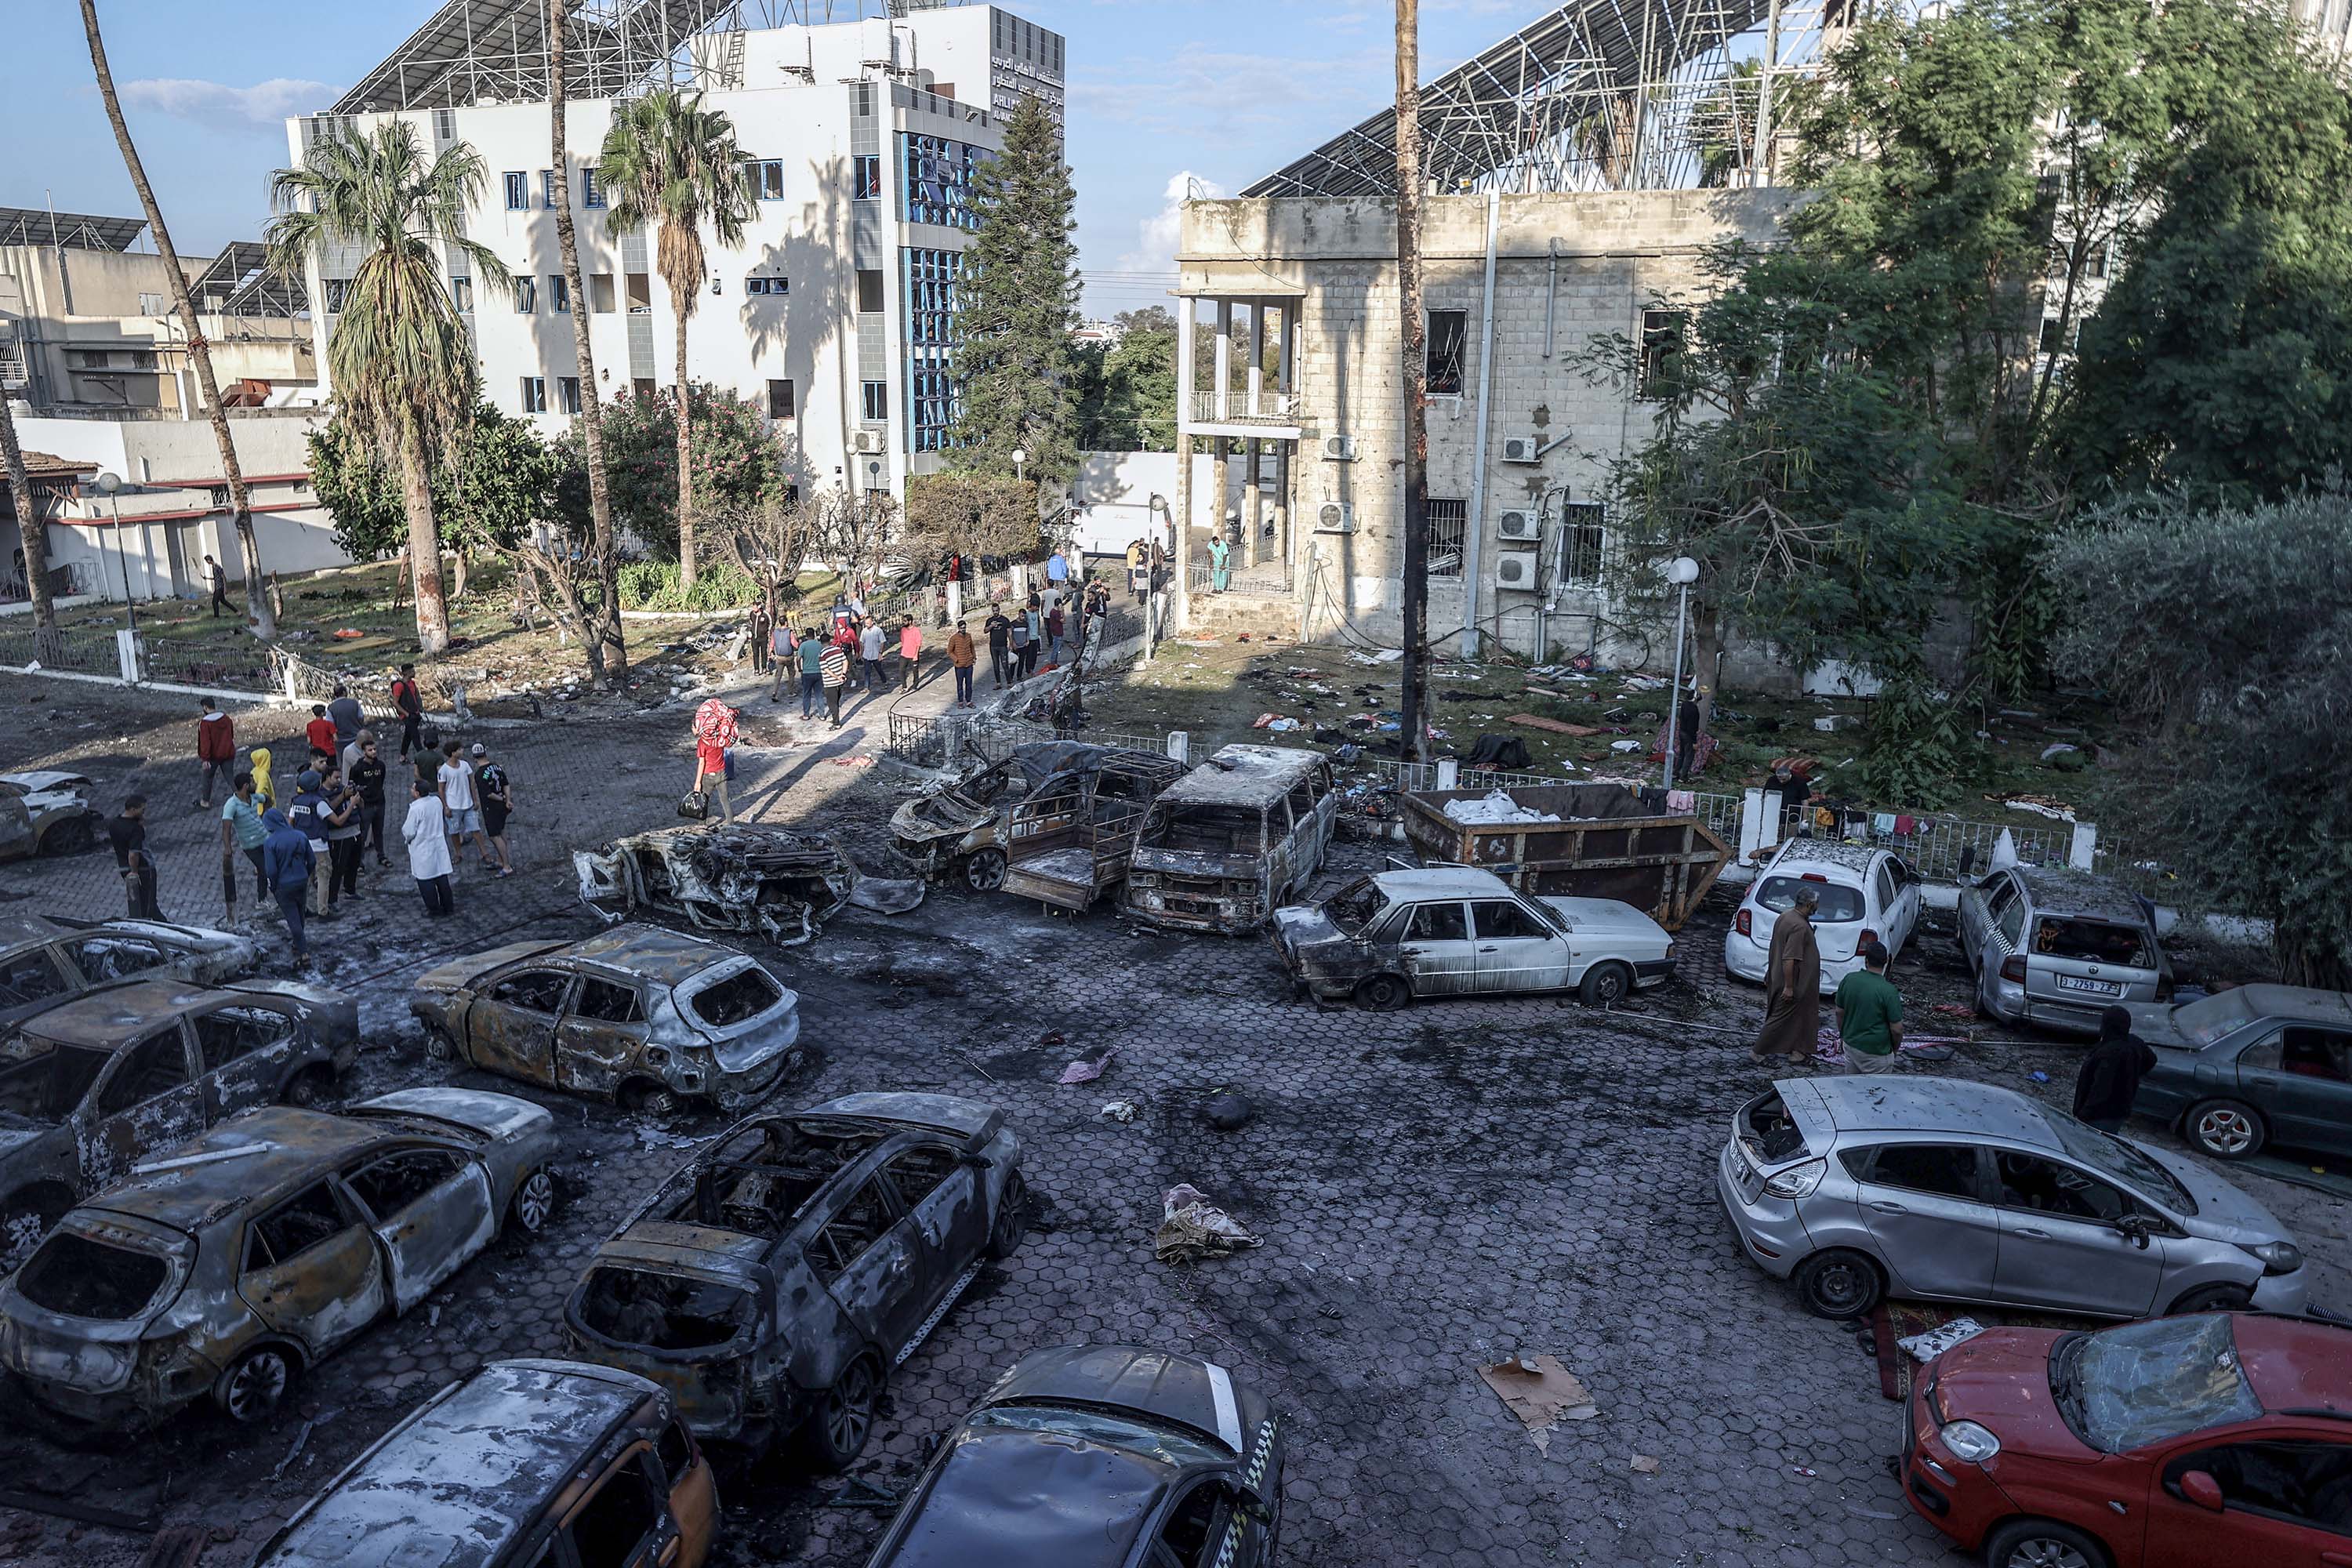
[1716, 1076, 2310, 1321]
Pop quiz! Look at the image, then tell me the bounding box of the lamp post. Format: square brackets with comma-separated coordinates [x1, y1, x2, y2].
[93, 471, 136, 635]
[1661, 555, 1699, 790]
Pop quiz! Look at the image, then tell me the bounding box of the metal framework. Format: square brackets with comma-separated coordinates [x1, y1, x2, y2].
[1244, 0, 1850, 198]
[190, 243, 307, 319]
[0, 206, 146, 252]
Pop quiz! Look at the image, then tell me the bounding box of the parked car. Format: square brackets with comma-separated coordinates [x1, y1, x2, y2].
[566, 1092, 1024, 1457]
[411, 924, 803, 1117]
[1123, 746, 1338, 935]
[1724, 838, 1923, 995]
[0, 1088, 557, 1427]
[1900, 1312, 2352, 1568]
[1716, 1076, 2310, 1320]
[891, 741, 1185, 891]
[0, 977, 359, 1266]
[1957, 864, 2170, 1034]
[252, 1358, 717, 1568]
[1272, 866, 1675, 1010]
[0, 913, 260, 1033]
[0, 771, 101, 861]
[861, 1345, 1286, 1568]
[2124, 984, 2352, 1162]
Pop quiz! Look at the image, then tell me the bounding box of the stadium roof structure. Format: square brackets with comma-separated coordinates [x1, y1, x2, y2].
[0, 206, 147, 252]
[1243, 0, 1846, 198]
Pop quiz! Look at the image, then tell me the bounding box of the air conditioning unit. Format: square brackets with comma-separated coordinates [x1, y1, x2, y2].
[851, 430, 887, 455]
[1500, 434, 1544, 465]
[1497, 509, 1541, 542]
[1315, 502, 1355, 533]
[1494, 547, 1542, 592]
[1322, 434, 1358, 462]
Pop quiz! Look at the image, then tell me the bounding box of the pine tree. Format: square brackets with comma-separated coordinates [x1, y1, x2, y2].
[948, 96, 1080, 486]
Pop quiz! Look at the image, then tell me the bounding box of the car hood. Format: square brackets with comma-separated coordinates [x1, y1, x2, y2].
[1271, 906, 1347, 949]
[0, 772, 93, 796]
[1927, 1327, 2095, 1462]
[2140, 1145, 2296, 1244]
[890, 791, 994, 843]
[983, 1345, 1268, 1456]
[1537, 896, 1670, 945]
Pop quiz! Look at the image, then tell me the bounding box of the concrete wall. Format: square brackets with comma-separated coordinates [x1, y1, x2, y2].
[1069, 449, 1213, 556]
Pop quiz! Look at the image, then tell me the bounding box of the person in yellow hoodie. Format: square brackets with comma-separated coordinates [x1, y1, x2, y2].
[248, 746, 275, 811]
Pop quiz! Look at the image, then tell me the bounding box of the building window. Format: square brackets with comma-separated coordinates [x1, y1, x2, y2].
[909, 358, 957, 452]
[520, 376, 547, 413]
[767, 379, 795, 419]
[632, 377, 657, 400]
[514, 277, 537, 314]
[1639, 309, 1686, 399]
[853, 154, 882, 200]
[899, 133, 986, 229]
[1425, 499, 1467, 578]
[550, 274, 571, 314]
[1559, 503, 1606, 586]
[590, 274, 615, 313]
[452, 277, 474, 314]
[862, 380, 888, 423]
[558, 376, 582, 415]
[503, 172, 528, 211]
[744, 158, 785, 201]
[324, 278, 352, 314]
[540, 169, 559, 209]
[902, 247, 964, 347]
[1425, 310, 1467, 397]
[136, 292, 165, 316]
[433, 108, 456, 141]
[583, 169, 604, 209]
[856, 270, 885, 314]
[745, 275, 788, 296]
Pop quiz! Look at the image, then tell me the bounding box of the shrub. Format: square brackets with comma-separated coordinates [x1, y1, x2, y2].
[617, 561, 762, 613]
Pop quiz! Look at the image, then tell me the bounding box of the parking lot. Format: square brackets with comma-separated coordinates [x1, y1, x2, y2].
[0, 673, 2345, 1568]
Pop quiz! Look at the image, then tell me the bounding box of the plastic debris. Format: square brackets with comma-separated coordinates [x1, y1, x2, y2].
[1443, 789, 1563, 826]
[1059, 1046, 1116, 1084]
[1098, 1100, 1139, 1123]
[1154, 1182, 1262, 1263]
[1897, 1317, 1987, 1363]
[1631, 1455, 1661, 1475]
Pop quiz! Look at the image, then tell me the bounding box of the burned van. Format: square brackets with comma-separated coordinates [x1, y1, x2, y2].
[891, 742, 1185, 892]
[1122, 746, 1337, 935]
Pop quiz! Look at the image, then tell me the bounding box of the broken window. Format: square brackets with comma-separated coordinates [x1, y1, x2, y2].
[346, 1149, 465, 1221]
[1470, 900, 1550, 942]
[686, 967, 781, 1029]
[887, 1146, 956, 1208]
[248, 1182, 349, 1270]
[575, 978, 644, 1025]
[1639, 309, 1687, 399]
[0, 948, 70, 1007]
[811, 1178, 894, 1280]
[2031, 917, 2153, 969]
[489, 967, 572, 1014]
[0, 1041, 107, 1123]
[194, 1006, 295, 1072]
[1325, 878, 1389, 938]
[2282, 1029, 2352, 1083]
[1842, 1143, 1983, 1201]
[1148, 804, 1264, 857]
[1757, 876, 1864, 923]
[96, 1029, 191, 1116]
[577, 1267, 751, 1351]
[1406, 902, 1469, 942]
[61, 935, 167, 983]
[1425, 310, 1467, 397]
[1425, 499, 1466, 579]
[1154, 1480, 1232, 1568]
[657, 1421, 695, 1487]
[766, 378, 795, 419]
[18, 1232, 172, 1319]
[570, 1452, 662, 1568]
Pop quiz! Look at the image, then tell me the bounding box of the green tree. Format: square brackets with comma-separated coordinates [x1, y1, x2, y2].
[902, 473, 1040, 562]
[949, 95, 1081, 484]
[267, 121, 509, 654]
[552, 385, 786, 561]
[598, 89, 750, 589]
[1076, 309, 1178, 452]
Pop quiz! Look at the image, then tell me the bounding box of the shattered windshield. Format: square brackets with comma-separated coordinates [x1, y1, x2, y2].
[2176, 989, 2259, 1047]
[2053, 1316, 2263, 1453]
[1757, 876, 1865, 923]
[975, 1403, 1233, 1466]
[2034, 916, 2154, 968]
[577, 1268, 752, 1352]
[2043, 1110, 2196, 1214]
[1148, 804, 1264, 857]
[1326, 879, 1389, 937]
[687, 967, 782, 1029]
[18, 1232, 176, 1320]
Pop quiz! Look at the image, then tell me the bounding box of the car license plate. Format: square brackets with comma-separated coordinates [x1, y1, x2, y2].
[2056, 974, 2123, 995]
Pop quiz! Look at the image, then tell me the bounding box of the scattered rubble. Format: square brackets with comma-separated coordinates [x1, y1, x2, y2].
[1154, 1182, 1262, 1263]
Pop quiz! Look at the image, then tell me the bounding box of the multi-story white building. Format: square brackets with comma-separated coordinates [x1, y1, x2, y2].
[285, 0, 1064, 505]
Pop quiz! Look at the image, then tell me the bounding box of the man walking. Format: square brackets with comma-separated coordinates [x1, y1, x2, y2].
[768, 619, 797, 703]
[820, 636, 851, 728]
[690, 699, 739, 827]
[1752, 884, 1822, 1065]
[2074, 1007, 2159, 1132]
[1022, 596, 1044, 677]
[108, 796, 161, 919]
[287, 769, 334, 918]
[220, 771, 267, 920]
[437, 739, 497, 868]
[859, 616, 887, 694]
[1045, 602, 1066, 666]
[898, 617, 924, 691]
[985, 607, 1012, 689]
[194, 698, 235, 810]
[747, 601, 772, 676]
[350, 735, 390, 867]
[304, 705, 339, 768]
[947, 620, 977, 708]
[402, 779, 454, 917]
[390, 663, 425, 755]
[327, 684, 365, 750]
[474, 742, 515, 876]
[204, 553, 234, 618]
[322, 767, 365, 909]
[796, 626, 826, 717]
[1006, 612, 1030, 684]
[1832, 942, 1904, 1073]
[1046, 546, 1069, 590]
[261, 808, 314, 963]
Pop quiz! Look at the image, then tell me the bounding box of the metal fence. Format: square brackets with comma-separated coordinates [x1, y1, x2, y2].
[1770, 800, 2074, 882]
[0, 619, 122, 677]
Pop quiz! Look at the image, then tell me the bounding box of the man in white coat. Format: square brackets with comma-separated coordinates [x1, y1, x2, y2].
[404, 777, 455, 917]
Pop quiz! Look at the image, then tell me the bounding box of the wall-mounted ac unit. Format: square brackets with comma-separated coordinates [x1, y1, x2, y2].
[1315, 502, 1355, 533]
[851, 430, 887, 455]
[1500, 434, 1544, 465]
[1494, 548, 1542, 592]
[1322, 434, 1358, 462]
[1496, 509, 1541, 542]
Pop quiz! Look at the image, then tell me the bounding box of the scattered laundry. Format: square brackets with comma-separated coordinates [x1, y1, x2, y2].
[1505, 713, 1605, 736]
[1098, 1099, 1139, 1123]
[1154, 1183, 1262, 1263]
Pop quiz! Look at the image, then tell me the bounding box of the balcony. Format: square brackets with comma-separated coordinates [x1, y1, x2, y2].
[1186, 389, 1301, 437]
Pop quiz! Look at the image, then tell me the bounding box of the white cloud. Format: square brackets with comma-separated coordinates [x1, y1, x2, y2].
[121, 78, 339, 129]
[1119, 170, 1225, 273]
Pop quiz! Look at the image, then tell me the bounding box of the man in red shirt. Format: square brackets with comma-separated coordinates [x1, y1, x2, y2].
[898, 618, 924, 691]
[304, 704, 338, 764]
[195, 699, 236, 810]
[690, 699, 739, 826]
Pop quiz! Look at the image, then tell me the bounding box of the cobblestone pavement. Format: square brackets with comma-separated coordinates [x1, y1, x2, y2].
[0, 671, 2344, 1568]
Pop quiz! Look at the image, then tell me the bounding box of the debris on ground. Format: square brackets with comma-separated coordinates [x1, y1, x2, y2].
[1442, 789, 1563, 826]
[1201, 1090, 1255, 1131]
[1896, 1318, 1988, 1363]
[1099, 1099, 1139, 1123]
[1479, 1355, 1599, 1454]
[1631, 1454, 1661, 1475]
[1155, 1182, 1263, 1263]
[1058, 1046, 1115, 1084]
[846, 876, 927, 914]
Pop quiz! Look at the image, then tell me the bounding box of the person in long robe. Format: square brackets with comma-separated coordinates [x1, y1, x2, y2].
[1754, 884, 1822, 1064]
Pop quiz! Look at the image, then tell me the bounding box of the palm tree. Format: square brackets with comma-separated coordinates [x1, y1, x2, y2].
[78, 0, 275, 637]
[267, 122, 510, 654]
[599, 89, 750, 589]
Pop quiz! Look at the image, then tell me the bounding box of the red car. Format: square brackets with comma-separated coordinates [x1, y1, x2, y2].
[1903, 1312, 2352, 1567]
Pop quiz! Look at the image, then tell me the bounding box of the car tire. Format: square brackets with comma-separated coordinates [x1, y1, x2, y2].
[2166, 1282, 2255, 1317]
[422, 1023, 459, 1064]
[963, 848, 1008, 892]
[1984, 1517, 2111, 1568]
[40, 815, 96, 856]
[1579, 961, 1634, 1008]
[509, 1168, 558, 1235]
[216, 1345, 296, 1425]
[1353, 974, 1410, 1013]
[281, 1065, 334, 1109]
[2184, 1098, 2267, 1161]
[622, 1082, 684, 1122]
[986, 1171, 1028, 1260]
[1793, 1249, 1883, 1319]
[808, 1356, 880, 1470]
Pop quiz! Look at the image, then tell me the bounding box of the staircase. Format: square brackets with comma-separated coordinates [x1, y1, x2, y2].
[1183, 586, 1300, 641]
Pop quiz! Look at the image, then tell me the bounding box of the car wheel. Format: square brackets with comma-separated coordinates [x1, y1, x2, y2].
[217, 1345, 296, 1424]
[422, 1023, 458, 1064]
[810, 1357, 880, 1470]
[1353, 974, 1410, 1013]
[0, 1185, 74, 1272]
[281, 1065, 334, 1109]
[963, 848, 1008, 892]
[1984, 1517, 2111, 1568]
[1793, 1249, 1883, 1319]
[986, 1171, 1028, 1260]
[509, 1168, 558, 1235]
[1579, 961, 1634, 1008]
[2185, 1099, 2266, 1160]
[40, 815, 96, 856]
[2166, 1282, 2255, 1317]
[621, 1080, 684, 1122]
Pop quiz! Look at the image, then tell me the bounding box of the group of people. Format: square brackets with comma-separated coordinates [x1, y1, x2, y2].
[764, 613, 931, 725]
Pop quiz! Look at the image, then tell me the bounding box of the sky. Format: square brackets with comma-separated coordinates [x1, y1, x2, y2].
[2, 0, 1526, 317]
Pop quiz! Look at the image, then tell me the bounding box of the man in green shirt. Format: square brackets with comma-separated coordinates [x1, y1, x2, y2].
[1833, 942, 1904, 1073]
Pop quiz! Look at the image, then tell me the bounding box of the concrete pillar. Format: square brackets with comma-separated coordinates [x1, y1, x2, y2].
[1214, 300, 1232, 420]
[1173, 432, 1193, 631]
[1247, 299, 1265, 418]
[1273, 442, 1291, 575]
[1243, 438, 1263, 572]
[1210, 437, 1229, 589]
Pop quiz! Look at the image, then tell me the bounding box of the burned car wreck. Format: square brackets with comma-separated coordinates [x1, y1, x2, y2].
[0, 1088, 557, 1428]
[0, 771, 103, 861]
[576, 824, 901, 945]
[565, 1092, 1025, 1460]
[0, 913, 261, 1033]
[891, 741, 1186, 892]
[411, 924, 804, 1117]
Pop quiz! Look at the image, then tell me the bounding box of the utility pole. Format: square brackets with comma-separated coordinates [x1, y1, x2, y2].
[1396, 0, 1431, 763]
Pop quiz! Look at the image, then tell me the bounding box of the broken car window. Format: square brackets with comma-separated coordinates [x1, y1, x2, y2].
[1148, 804, 1264, 857]
[0, 948, 69, 1007]
[1406, 903, 1469, 943]
[1470, 900, 1552, 942]
[1324, 879, 1388, 937]
[657, 1421, 695, 1487]
[347, 1149, 465, 1221]
[17, 1231, 172, 1319]
[1155, 1479, 1230, 1568]
[2163, 1440, 2352, 1531]
[887, 1146, 957, 1208]
[568, 1451, 662, 1568]
[812, 1178, 895, 1279]
[1992, 1152, 2132, 1222]
[61, 935, 168, 984]
[195, 1007, 293, 1071]
[2043, 1109, 2196, 1213]
[2281, 1029, 2352, 1083]
[0, 1037, 109, 1123]
[972, 1403, 1231, 1468]
[489, 968, 572, 1014]
[248, 1181, 350, 1271]
[2056, 1314, 2265, 1453]
[577, 1267, 752, 1350]
[686, 967, 782, 1029]
[2034, 916, 2154, 969]
[96, 1029, 191, 1116]
[575, 978, 645, 1025]
[1842, 1144, 1982, 1202]
[1757, 876, 1865, 923]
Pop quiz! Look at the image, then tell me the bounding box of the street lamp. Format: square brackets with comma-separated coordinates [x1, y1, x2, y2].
[93, 471, 136, 635]
[1010, 447, 1026, 484]
[1661, 555, 1700, 791]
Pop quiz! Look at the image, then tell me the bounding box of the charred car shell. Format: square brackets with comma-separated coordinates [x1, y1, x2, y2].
[0, 977, 359, 1266]
[1123, 746, 1338, 935]
[411, 924, 804, 1116]
[0, 913, 262, 1033]
[0, 1088, 557, 1428]
[565, 1092, 1025, 1456]
[0, 772, 102, 862]
[253, 1358, 719, 1568]
[575, 824, 858, 946]
[891, 742, 1187, 891]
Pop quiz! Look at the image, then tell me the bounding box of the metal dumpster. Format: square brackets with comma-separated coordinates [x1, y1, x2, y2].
[1397, 784, 1730, 931]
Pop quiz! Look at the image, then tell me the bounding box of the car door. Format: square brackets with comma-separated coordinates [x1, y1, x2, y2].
[1986, 1150, 2169, 1316]
[465, 967, 574, 1085]
[883, 1143, 985, 1320]
[82, 1023, 205, 1188]
[1468, 898, 1573, 993]
[1396, 902, 1478, 996]
[1148, 1476, 1260, 1568]
[2141, 1433, 2352, 1568]
[1885, 859, 1922, 955]
[193, 1004, 302, 1123]
[1843, 1143, 2003, 1301]
[808, 1169, 931, 1360]
[2238, 1027, 2352, 1156]
[557, 975, 652, 1097]
[343, 1145, 497, 1312]
[554, 1445, 680, 1568]
[1965, 874, 2017, 974]
[237, 1178, 389, 1352]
